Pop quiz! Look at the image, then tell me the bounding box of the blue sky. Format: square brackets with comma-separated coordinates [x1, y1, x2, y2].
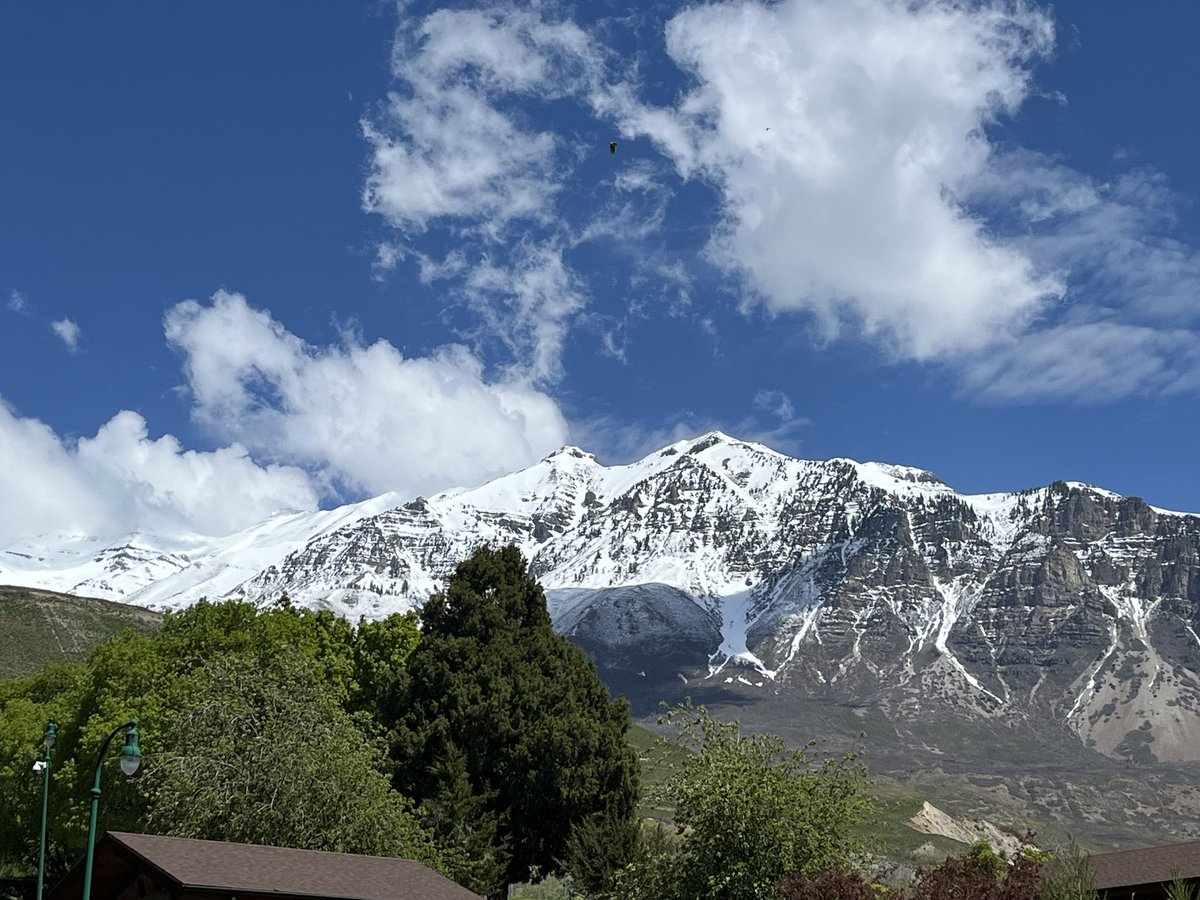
[2, 0, 1199, 543]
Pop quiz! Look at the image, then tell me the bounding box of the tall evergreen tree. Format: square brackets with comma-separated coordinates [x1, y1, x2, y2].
[383, 545, 640, 895]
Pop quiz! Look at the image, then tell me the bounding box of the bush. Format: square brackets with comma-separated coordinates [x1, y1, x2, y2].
[777, 868, 877, 900]
[910, 854, 1042, 900]
[612, 703, 870, 900]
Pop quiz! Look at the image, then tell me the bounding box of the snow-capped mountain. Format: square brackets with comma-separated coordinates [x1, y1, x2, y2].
[5, 431, 1200, 766]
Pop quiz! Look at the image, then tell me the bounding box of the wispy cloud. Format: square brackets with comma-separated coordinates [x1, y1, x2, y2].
[752, 389, 796, 423]
[964, 323, 1200, 402]
[963, 154, 1200, 400]
[363, 5, 607, 384]
[50, 318, 81, 352]
[460, 244, 586, 384]
[7, 289, 30, 315]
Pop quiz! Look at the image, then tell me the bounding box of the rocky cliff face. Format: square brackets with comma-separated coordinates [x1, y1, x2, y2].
[6, 432, 1199, 768]
[221, 433, 1200, 766]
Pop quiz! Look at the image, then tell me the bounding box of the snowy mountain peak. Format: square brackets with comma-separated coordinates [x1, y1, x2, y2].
[852, 461, 950, 498]
[542, 445, 599, 463]
[5, 432, 1200, 765]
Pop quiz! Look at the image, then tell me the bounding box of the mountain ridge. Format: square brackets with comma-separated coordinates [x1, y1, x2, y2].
[4, 431, 1199, 771]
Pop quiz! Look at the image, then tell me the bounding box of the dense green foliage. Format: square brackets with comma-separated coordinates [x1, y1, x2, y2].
[0, 598, 428, 882]
[613, 703, 871, 900]
[139, 652, 439, 861]
[383, 545, 641, 897]
[0, 662, 84, 878]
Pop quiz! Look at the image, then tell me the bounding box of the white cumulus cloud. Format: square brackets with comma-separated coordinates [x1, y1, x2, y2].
[0, 399, 317, 546]
[580, 0, 1200, 400]
[164, 290, 570, 498]
[601, 0, 1062, 361]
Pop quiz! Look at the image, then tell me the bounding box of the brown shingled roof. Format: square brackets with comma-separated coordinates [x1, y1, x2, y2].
[48, 831, 481, 900]
[1090, 838, 1200, 891]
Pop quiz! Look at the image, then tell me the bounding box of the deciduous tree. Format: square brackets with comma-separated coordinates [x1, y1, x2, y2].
[614, 703, 870, 900]
[138, 651, 442, 864]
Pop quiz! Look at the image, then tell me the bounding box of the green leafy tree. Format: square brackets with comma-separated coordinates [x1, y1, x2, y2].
[384, 545, 641, 896]
[137, 651, 442, 865]
[0, 663, 86, 877]
[350, 611, 420, 715]
[614, 703, 870, 900]
[562, 806, 640, 897]
[0, 598, 436, 880]
[151, 599, 358, 702]
[962, 840, 1007, 880]
[33, 600, 361, 851]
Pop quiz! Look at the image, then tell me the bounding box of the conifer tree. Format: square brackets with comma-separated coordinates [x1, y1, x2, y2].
[383, 545, 640, 896]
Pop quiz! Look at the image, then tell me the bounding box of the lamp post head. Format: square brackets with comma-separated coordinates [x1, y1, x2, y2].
[118, 720, 141, 777]
[43, 721, 57, 752]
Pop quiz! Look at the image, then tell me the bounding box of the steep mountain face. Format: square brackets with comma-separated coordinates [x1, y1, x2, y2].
[4, 432, 1199, 769]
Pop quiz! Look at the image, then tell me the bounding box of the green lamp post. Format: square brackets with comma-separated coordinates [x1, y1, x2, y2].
[81, 718, 141, 900]
[34, 721, 56, 900]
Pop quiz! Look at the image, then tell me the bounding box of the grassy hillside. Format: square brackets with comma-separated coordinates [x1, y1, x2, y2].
[0, 585, 161, 678]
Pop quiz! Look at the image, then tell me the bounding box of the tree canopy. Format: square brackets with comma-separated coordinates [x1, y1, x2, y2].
[614, 703, 871, 900]
[383, 545, 641, 896]
[0, 599, 426, 881]
[139, 650, 440, 863]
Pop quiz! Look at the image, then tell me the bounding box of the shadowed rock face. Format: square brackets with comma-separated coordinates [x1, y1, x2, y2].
[549, 584, 722, 671]
[733, 480, 1200, 767]
[546, 584, 723, 708]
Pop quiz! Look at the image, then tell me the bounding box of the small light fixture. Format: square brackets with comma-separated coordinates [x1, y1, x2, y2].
[118, 722, 142, 777]
[43, 722, 56, 751]
[32, 759, 47, 776]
